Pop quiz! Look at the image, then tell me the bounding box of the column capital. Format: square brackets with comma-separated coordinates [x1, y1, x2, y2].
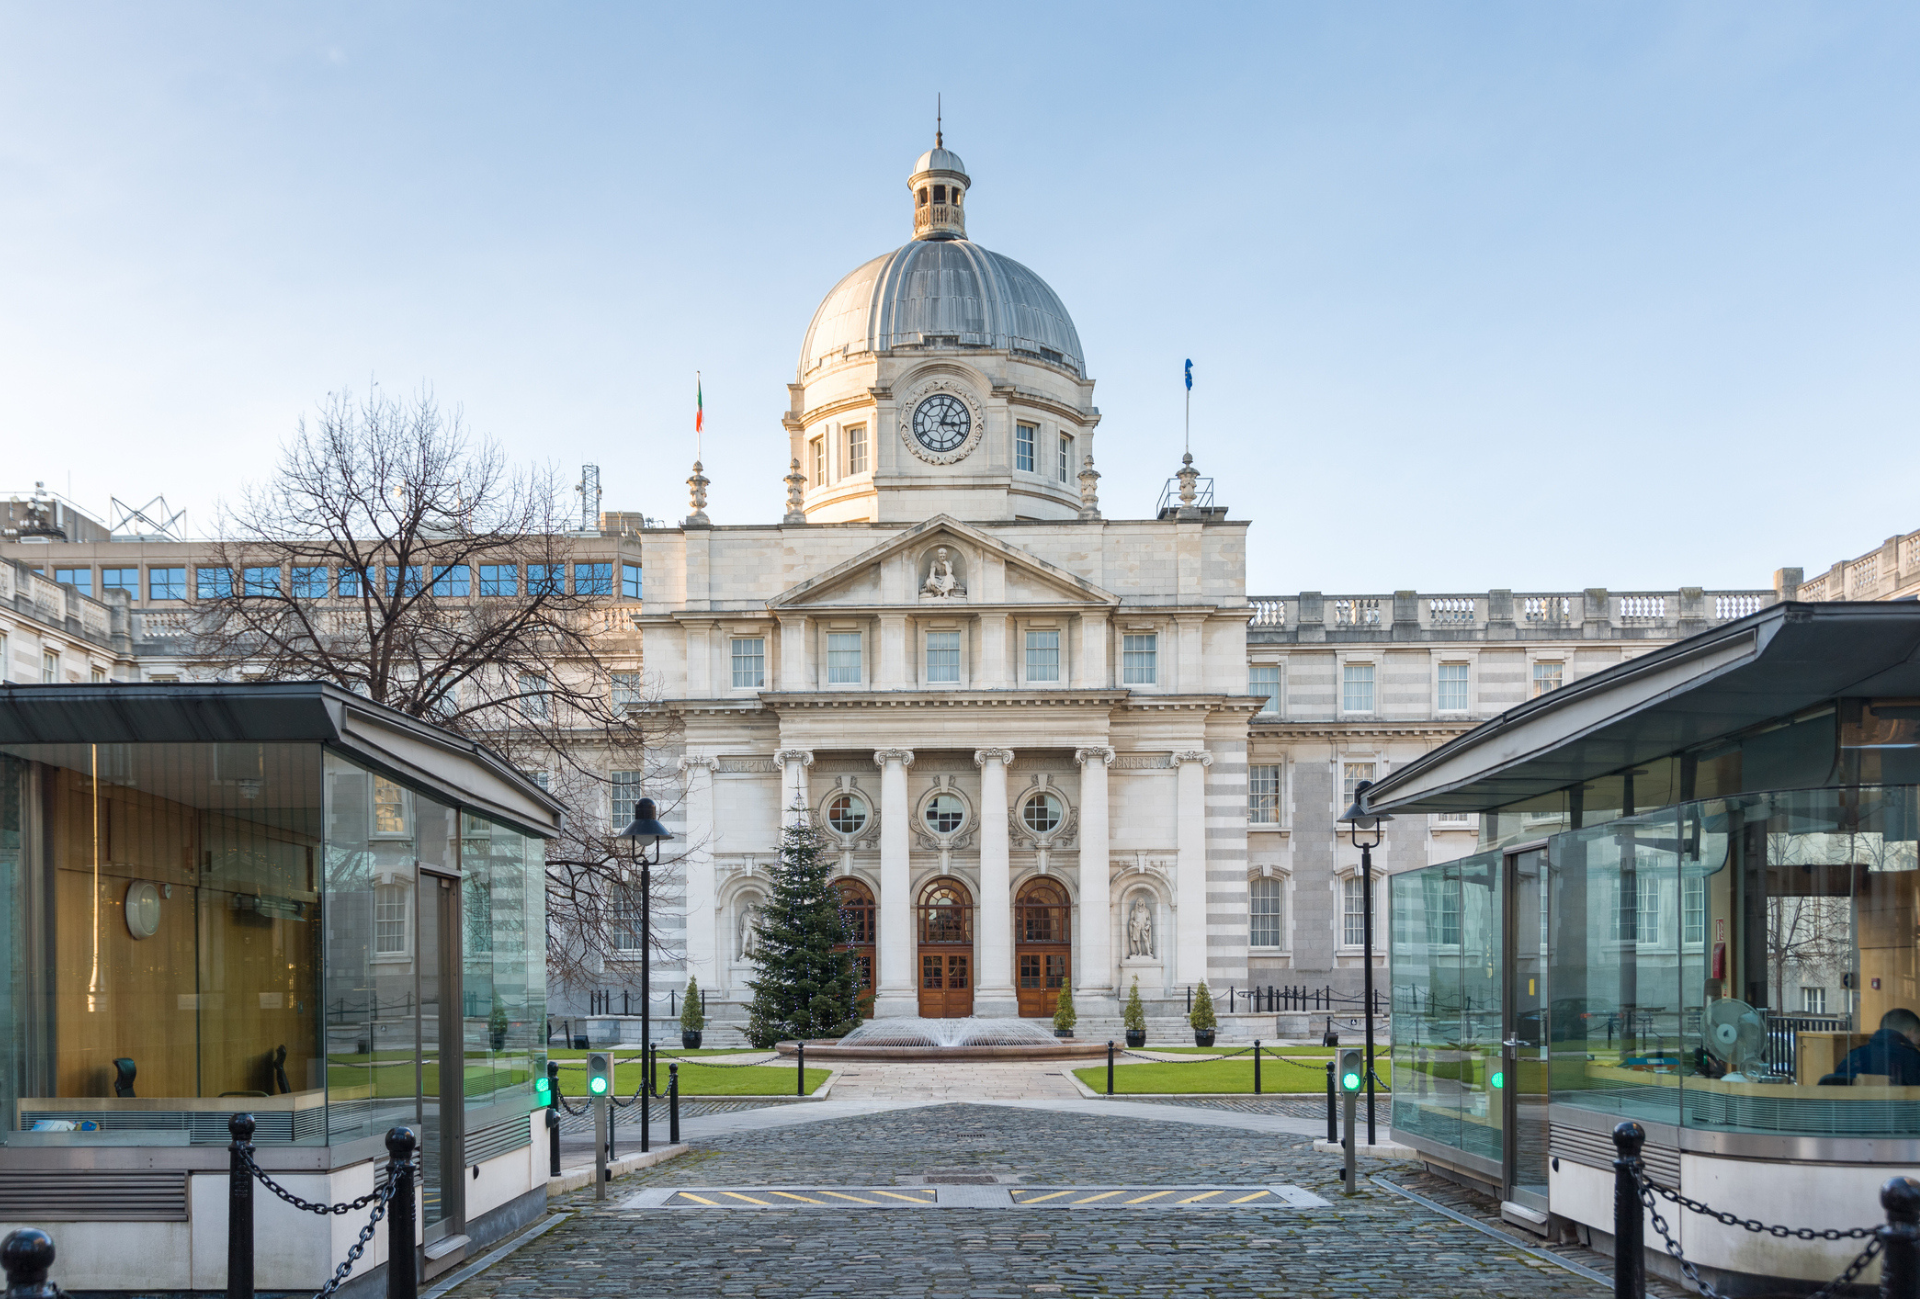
[972, 747, 1015, 767]
[773, 748, 814, 768]
[1073, 746, 1116, 767]
[873, 748, 915, 768]
[1172, 749, 1213, 767]
[677, 754, 721, 774]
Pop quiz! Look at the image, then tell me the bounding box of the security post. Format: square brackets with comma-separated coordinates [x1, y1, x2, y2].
[587, 1051, 612, 1200]
[540, 1062, 560, 1178]
[669, 1061, 681, 1145]
[1339, 1047, 1364, 1194]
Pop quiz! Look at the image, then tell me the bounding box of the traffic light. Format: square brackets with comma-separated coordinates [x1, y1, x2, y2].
[534, 1060, 556, 1109]
[587, 1052, 612, 1097]
[1338, 1048, 1364, 1093]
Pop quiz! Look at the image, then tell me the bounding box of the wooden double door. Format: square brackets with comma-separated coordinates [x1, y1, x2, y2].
[917, 878, 974, 1017]
[1015, 879, 1072, 1018]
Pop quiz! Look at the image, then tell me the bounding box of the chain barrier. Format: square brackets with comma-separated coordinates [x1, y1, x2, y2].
[1636, 1170, 1882, 1299]
[240, 1147, 407, 1299]
[1119, 1046, 1258, 1064]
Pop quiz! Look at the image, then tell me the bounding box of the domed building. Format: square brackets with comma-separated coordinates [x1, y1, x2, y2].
[635, 135, 1260, 1029]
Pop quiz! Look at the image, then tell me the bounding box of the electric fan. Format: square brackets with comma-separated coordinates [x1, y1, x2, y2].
[1704, 998, 1768, 1082]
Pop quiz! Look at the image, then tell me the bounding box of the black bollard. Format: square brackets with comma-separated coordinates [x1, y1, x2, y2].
[608, 1090, 618, 1162]
[797, 1042, 806, 1097]
[2, 1227, 60, 1299]
[669, 1062, 680, 1144]
[1611, 1121, 1646, 1299]
[1106, 1041, 1115, 1096]
[640, 1047, 650, 1155]
[228, 1113, 256, 1299]
[385, 1127, 418, 1299]
[1325, 1062, 1336, 1143]
[1883, 1177, 1920, 1299]
[1254, 1040, 1262, 1096]
[546, 1062, 561, 1178]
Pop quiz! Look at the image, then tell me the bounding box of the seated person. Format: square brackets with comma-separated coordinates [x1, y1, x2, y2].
[1830, 1008, 1920, 1085]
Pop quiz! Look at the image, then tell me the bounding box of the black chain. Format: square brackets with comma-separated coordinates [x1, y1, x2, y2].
[1119, 1046, 1259, 1064]
[242, 1148, 393, 1215]
[1636, 1173, 1882, 1299]
[312, 1174, 399, 1299]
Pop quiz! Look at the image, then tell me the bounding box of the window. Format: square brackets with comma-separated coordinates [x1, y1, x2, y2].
[923, 792, 966, 834]
[1343, 875, 1370, 947]
[1015, 422, 1036, 472]
[1025, 629, 1060, 683]
[384, 566, 423, 596]
[925, 631, 959, 684]
[291, 567, 328, 598]
[827, 632, 862, 684]
[1425, 875, 1461, 946]
[846, 425, 867, 475]
[610, 885, 646, 952]
[1682, 872, 1706, 946]
[53, 568, 90, 595]
[1636, 871, 1660, 944]
[1248, 764, 1282, 825]
[1250, 876, 1284, 948]
[1122, 633, 1157, 684]
[574, 563, 612, 596]
[479, 565, 518, 597]
[243, 566, 280, 596]
[91, 666, 106, 684]
[372, 776, 409, 836]
[811, 436, 826, 486]
[518, 672, 549, 719]
[0, 633, 6, 682]
[732, 637, 766, 689]
[1803, 986, 1828, 1015]
[1058, 433, 1072, 482]
[337, 567, 366, 597]
[195, 568, 232, 599]
[1437, 662, 1469, 712]
[827, 793, 868, 835]
[621, 563, 643, 599]
[1533, 661, 1564, 697]
[612, 671, 645, 706]
[1342, 761, 1377, 807]
[610, 770, 644, 828]
[42, 651, 59, 684]
[430, 565, 470, 597]
[1022, 792, 1063, 834]
[102, 568, 138, 598]
[1342, 662, 1375, 713]
[1250, 664, 1280, 715]
[527, 565, 562, 595]
[374, 883, 410, 956]
[149, 567, 186, 601]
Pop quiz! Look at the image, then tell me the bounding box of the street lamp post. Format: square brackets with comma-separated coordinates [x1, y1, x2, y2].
[617, 798, 674, 1154]
[1338, 779, 1393, 1146]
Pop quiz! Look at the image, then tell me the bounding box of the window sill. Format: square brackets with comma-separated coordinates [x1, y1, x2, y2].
[371, 953, 413, 964]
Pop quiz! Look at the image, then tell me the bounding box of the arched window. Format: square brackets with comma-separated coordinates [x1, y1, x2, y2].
[918, 878, 973, 944]
[1017, 879, 1069, 943]
[1250, 876, 1284, 949]
[834, 877, 876, 945]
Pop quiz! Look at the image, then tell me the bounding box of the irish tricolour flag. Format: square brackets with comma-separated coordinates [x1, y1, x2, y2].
[695, 374, 703, 434]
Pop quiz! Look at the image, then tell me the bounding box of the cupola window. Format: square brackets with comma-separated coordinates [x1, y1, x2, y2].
[918, 188, 929, 206]
[933, 185, 946, 202]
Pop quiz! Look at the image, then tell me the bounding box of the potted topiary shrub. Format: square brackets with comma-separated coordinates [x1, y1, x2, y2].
[680, 976, 705, 1050]
[1189, 982, 1218, 1048]
[487, 996, 509, 1052]
[1051, 983, 1077, 1038]
[1123, 976, 1148, 1049]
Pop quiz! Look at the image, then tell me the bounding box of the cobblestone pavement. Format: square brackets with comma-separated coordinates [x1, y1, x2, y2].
[555, 1096, 803, 1135]
[446, 1103, 1613, 1298]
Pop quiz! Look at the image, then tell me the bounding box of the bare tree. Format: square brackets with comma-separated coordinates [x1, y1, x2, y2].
[191, 387, 685, 993]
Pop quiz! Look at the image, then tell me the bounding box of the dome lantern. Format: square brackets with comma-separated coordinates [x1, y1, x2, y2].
[909, 129, 969, 241]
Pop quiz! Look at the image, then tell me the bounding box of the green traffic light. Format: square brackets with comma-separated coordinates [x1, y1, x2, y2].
[1491, 1071, 1504, 1089]
[589, 1076, 608, 1095]
[1341, 1071, 1362, 1091]
[534, 1078, 550, 1096]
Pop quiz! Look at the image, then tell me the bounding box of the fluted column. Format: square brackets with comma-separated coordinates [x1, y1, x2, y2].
[1074, 747, 1116, 999]
[677, 755, 720, 991]
[1172, 750, 1212, 988]
[973, 748, 1017, 1016]
[774, 748, 813, 827]
[874, 747, 916, 1016]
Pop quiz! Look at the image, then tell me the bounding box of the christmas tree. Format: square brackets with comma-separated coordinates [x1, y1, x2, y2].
[744, 810, 861, 1047]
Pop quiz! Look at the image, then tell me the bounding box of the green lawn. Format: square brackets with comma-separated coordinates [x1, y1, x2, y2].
[549, 1056, 827, 1097]
[1075, 1054, 1392, 1095]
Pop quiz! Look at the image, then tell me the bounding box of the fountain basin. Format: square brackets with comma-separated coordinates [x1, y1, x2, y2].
[775, 1017, 1114, 1061]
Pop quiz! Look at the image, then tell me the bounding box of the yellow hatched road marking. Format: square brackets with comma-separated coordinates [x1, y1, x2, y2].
[869, 1189, 936, 1203]
[817, 1191, 885, 1205]
[674, 1193, 720, 1206]
[1070, 1191, 1125, 1205]
[769, 1191, 828, 1204]
[721, 1192, 776, 1206]
[1015, 1190, 1076, 1204]
[1124, 1191, 1176, 1204]
[1230, 1191, 1272, 1203]
[1177, 1191, 1224, 1203]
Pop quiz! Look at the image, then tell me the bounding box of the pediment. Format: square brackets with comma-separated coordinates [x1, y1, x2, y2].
[768, 515, 1119, 611]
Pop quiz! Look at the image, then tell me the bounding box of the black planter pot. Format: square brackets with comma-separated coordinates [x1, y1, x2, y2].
[1053, 1028, 1074, 1039]
[1124, 1029, 1147, 1049]
[682, 1030, 703, 1050]
[1193, 1029, 1216, 1048]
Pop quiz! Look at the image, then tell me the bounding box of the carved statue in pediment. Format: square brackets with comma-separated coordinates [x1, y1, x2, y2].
[920, 546, 967, 599]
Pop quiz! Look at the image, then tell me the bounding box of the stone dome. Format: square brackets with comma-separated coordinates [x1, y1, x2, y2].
[798, 238, 1085, 380]
[912, 145, 968, 177]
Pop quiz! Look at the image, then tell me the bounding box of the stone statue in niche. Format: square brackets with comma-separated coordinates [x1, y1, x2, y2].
[920, 546, 967, 599]
[1126, 896, 1155, 958]
[738, 901, 762, 960]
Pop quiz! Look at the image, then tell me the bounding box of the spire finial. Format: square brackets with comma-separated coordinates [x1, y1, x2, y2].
[936, 93, 942, 148]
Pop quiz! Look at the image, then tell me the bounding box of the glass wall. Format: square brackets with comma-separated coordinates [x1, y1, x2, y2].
[1389, 850, 1504, 1166]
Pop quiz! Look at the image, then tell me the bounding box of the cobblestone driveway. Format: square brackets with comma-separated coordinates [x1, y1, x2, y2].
[446, 1103, 1614, 1298]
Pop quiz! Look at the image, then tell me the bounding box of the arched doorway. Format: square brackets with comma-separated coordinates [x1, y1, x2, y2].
[1015, 879, 1072, 1018]
[833, 878, 876, 1018]
[916, 878, 974, 1018]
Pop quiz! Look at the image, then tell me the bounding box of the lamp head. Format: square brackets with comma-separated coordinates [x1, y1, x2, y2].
[618, 798, 674, 848]
[1338, 780, 1394, 845]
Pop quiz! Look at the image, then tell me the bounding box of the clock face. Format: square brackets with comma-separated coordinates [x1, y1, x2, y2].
[912, 394, 973, 453]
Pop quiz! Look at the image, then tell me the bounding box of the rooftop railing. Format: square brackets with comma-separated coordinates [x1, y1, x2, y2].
[1246, 587, 1776, 636]
[1787, 527, 1920, 602]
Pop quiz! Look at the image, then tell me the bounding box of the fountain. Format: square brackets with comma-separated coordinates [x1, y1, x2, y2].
[775, 1016, 1111, 1060]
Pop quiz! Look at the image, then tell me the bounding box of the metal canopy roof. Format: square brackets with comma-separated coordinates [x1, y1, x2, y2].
[0, 681, 562, 838]
[1363, 603, 1920, 814]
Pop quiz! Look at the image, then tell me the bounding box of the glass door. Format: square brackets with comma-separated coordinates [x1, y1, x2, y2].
[1504, 848, 1550, 1211]
[418, 870, 464, 1241]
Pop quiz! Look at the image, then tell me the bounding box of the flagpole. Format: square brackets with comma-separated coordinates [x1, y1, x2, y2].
[696, 370, 703, 463]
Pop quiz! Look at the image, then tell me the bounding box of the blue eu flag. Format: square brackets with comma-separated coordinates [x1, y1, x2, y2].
[1184, 358, 1193, 391]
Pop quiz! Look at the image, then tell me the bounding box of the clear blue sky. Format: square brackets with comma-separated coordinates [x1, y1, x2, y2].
[3, 3, 1915, 593]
